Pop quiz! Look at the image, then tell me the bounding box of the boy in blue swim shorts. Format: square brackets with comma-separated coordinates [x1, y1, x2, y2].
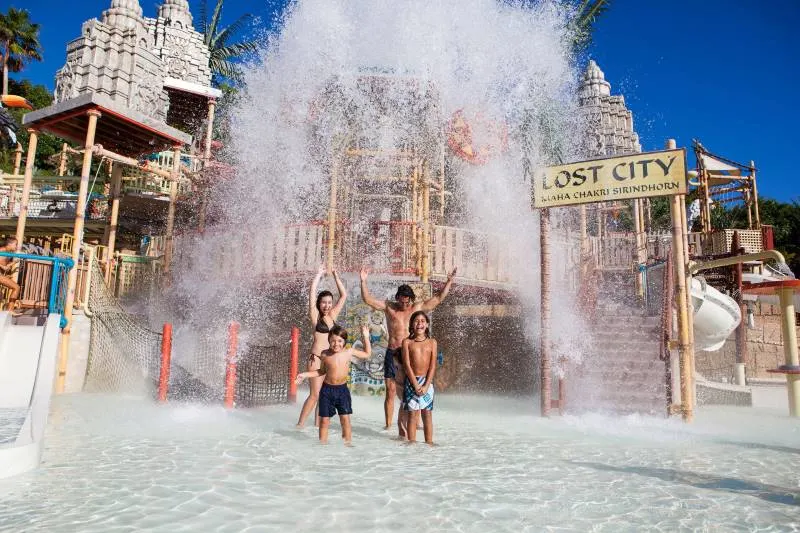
[296, 325, 372, 445]
[401, 311, 437, 445]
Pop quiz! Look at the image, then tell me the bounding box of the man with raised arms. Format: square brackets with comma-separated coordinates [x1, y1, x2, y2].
[359, 266, 456, 439]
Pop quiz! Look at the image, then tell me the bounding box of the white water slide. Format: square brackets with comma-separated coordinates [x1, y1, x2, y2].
[0, 311, 62, 479]
[691, 277, 742, 352]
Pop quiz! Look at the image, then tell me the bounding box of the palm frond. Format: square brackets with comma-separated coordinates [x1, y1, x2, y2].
[209, 58, 243, 82]
[207, 0, 225, 46]
[198, 0, 209, 36]
[211, 13, 253, 49]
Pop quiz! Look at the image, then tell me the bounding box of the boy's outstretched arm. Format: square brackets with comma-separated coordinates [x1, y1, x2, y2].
[360, 267, 387, 311]
[351, 325, 373, 360]
[420, 267, 457, 311]
[296, 366, 326, 383]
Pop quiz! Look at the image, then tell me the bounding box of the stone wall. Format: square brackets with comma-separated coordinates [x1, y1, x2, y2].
[695, 304, 799, 383]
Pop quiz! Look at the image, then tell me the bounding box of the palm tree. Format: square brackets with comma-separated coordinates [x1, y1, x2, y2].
[570, 0, 611, 52]
[0, 7, 43, 96]
[198, 0, 260, 85]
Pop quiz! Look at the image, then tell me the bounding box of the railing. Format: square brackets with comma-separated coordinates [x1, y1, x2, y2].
[0, 252, 74, 327]
[0, 192, 107, 220]
[430, 225, 516, 283]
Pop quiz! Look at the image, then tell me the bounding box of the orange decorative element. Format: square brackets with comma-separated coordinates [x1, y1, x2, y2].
[1, 94, 33, 110]
[446, 109, 508, 165]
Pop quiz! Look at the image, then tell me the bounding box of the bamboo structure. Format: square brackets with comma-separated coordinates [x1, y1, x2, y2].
[14, 129, 39, 250]
[57, 109, 101, 393]
[326, 160, 339, 273]
[12, 143, 22, 175]
[198, 98, 217, 233]
[164, 145, 182, 272]
[539, 208, 552, 417]
[667, 138, 693, 422]
[104, 162, 123, 282]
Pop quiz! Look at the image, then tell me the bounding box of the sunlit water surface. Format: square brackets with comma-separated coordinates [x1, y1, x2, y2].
[1, 394, 798, 532]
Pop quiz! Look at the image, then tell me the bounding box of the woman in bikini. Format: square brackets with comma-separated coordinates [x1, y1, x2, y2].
[296, 265, 347, 428]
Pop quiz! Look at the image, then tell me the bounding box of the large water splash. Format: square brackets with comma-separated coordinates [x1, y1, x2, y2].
[168, 0, 591, 391]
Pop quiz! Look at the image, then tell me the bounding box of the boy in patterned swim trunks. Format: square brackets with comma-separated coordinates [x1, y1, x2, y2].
[295, 325, 372, 445]
[401, 311, 437, 445]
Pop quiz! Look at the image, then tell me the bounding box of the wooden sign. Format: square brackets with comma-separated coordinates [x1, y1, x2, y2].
[532, 148, 687, 208]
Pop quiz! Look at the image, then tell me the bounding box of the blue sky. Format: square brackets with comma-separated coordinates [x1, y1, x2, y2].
[11, 0, 800, 202]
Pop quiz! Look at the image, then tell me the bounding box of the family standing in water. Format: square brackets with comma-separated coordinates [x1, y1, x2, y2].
[295, 265, 457, 445]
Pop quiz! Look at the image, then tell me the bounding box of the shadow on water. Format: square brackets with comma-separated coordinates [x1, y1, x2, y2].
[712, 439, 800, 456]
[569, 461, 800, 507]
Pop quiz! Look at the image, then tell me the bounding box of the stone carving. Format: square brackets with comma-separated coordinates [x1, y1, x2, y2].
[54, 61, 77, 103]
[52, 0, 214, 121]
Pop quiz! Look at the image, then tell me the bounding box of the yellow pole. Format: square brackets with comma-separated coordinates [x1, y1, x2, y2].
[57, 109, 101, 393]
[326, 159, 338, 273]
[164, 145, 182, 273]
[668, 139, 693, 422]
[421, 162, 431, 283]
[105, 162, 123, 283]
[778, 287, 800, 416]
[750, 160, 760, 230]
[439, 145, 445, 221]
[58, 142, 68, 177]
[14, 129, 39, 249]
[198, 98, 217, 233]
[411, 161, 420, 273]
[632, 198, 644, 299]
[540, 207, 551, 416]
[12, 142, 23, 175]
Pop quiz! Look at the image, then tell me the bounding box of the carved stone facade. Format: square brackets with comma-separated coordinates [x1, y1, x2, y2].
[578, 60, 641, 158]
[54, 0, 212, 122]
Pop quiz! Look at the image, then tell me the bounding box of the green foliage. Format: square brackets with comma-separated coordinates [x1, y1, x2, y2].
[0, 78, 68, 174]
[199, 0, 260, 86]
[0, 7, 43, 95]
[569, 0, 611, 52]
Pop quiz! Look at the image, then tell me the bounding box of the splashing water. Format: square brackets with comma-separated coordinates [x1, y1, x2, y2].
[165, 0, 590, 380]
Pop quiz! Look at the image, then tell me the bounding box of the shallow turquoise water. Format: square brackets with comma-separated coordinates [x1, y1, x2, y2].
[0, 393, 798, 532]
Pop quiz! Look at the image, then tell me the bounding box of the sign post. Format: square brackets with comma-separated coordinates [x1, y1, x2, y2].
[532, 146, 693, 420]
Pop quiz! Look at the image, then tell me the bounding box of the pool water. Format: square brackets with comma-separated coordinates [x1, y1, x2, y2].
[0, 393, 798, 532]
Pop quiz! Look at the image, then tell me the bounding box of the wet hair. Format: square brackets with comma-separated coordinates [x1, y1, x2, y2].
[315, 290, 334, 313]
[408, 310, 430, 338]
[395, 284, 416, 301]
[3, 236, 17, 247]
[328, 325, 348, 343]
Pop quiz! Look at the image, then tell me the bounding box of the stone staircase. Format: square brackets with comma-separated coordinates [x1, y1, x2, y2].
[564, 302, 669, 417]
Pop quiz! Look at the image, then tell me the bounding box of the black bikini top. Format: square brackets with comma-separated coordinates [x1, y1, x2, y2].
[315, 317, 335, 334]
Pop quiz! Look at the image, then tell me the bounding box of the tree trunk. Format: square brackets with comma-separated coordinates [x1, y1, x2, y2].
[1, 43, 8, 96]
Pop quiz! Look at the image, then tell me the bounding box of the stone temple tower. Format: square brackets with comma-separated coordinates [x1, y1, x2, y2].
[53, 0, 214, 125]
[578, 60, 641, 158]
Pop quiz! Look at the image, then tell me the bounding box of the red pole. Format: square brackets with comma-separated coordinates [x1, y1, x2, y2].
[158, 323, 172, 402]
[224, 321, 239, 409]
[288, 326, 300, 402]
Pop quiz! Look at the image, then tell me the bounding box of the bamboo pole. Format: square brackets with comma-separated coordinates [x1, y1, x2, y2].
[326, 159, 338, 273]
[104, 162, 123, 283]
[750, 160, 760, 229]
[540, 207, 552, 417]
[439, 143, 446, 221]
[422, 161, 431, 283]
[58, 142, 68, 176]
[57, 109, 101, 394]
[12, 143, 22, 175]
[198, 98, 217, 233]
[164, 145, 182, 273]
[14, 129, 39, 250]
[633, 198, 644, 299]
[667, 138, 693, 422]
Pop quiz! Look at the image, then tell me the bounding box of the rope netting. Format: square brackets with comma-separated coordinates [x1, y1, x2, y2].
[84, 259, 163, 394]
[84, 259, 291, 404]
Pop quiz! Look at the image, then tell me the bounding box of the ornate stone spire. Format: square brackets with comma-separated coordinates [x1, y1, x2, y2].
[101, 0, 144, 30]
[581, 60, 611, 98]
[158, 0, 194, 29]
